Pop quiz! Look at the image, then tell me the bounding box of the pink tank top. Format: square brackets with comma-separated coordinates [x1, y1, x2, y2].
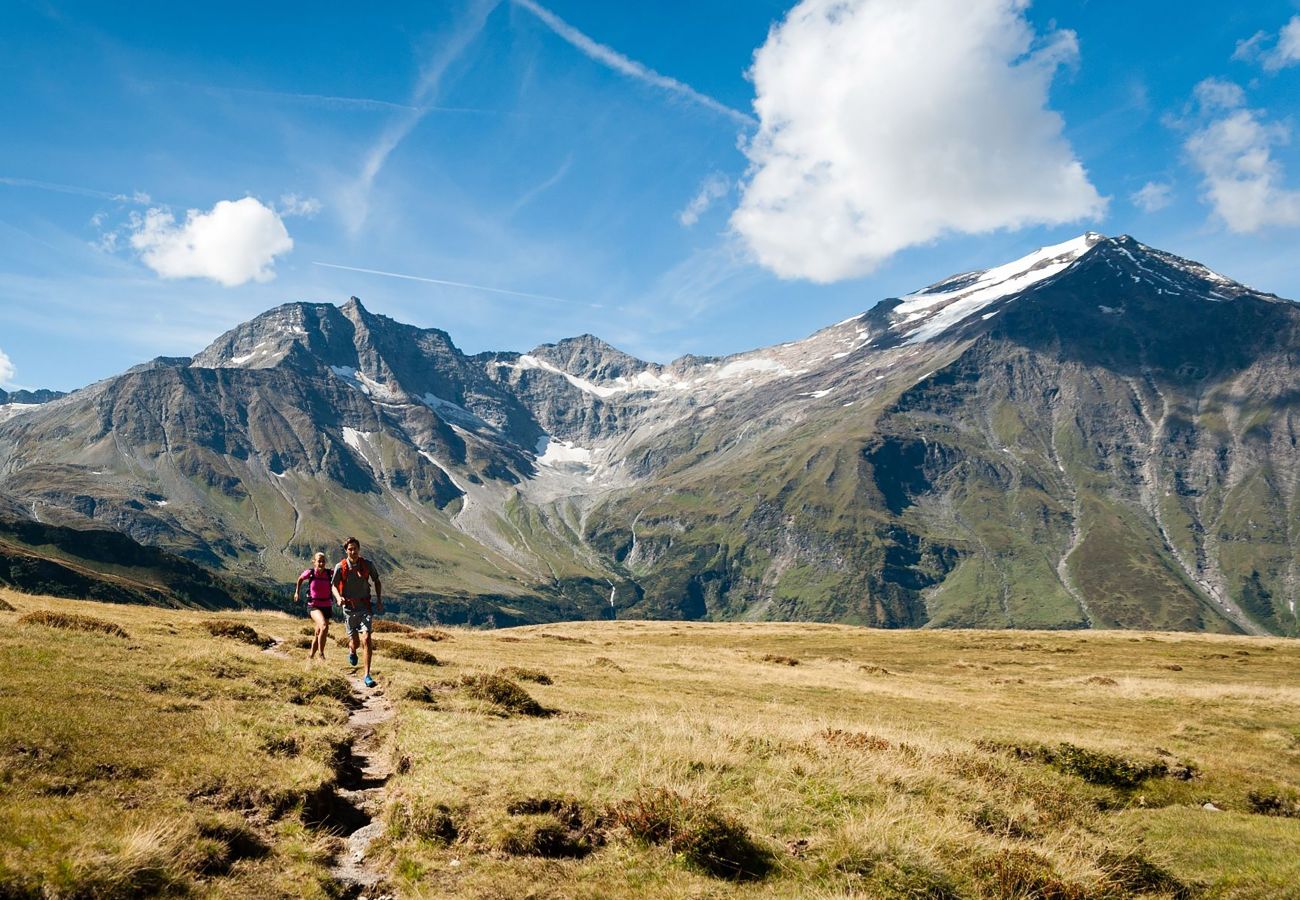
[302, 569, 333, 606]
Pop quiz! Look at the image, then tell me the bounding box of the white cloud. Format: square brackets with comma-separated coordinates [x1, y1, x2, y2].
[278, 193, 322, 217]
[128, 197, 294, 286]
[731, 0, 1106, 283]
[678, 173, 730, 226]
[511, 0, 754, 126]
[1233, 16, 1300, 71]
[1184, 79, 1300, 233]
[1193, 77, 1245, 111]
[0, 348, 15, 387]
[1131, 181, 1173, 213]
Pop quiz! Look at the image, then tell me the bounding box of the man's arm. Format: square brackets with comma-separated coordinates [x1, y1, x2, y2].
[331, 566, 346, 606]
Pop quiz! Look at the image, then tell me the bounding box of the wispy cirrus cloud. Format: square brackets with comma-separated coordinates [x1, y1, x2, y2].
[343, 0, 502, 231]
[0, 176, 148, 204]
[678, 173, 731, 227]
[510, 0, 755, 127]
[313, 260, 602, 308]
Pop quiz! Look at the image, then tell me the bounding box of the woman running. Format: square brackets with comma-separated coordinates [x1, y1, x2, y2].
[295, 552, 335, 660]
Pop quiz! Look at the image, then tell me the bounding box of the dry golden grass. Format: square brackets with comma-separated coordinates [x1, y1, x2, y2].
[1, 591, 1297, 898]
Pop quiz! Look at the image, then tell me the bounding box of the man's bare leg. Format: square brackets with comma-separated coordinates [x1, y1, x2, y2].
[363, 631, 373, 677]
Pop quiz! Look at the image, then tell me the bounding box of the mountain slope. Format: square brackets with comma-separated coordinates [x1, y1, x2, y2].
[1, 237, 1296, 633]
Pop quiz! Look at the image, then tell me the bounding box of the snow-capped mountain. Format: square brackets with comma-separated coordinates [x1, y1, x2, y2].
[2, 235, 1296, 634]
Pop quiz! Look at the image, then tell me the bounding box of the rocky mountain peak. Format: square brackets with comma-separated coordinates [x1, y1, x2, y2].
[529, 334, 656, 383]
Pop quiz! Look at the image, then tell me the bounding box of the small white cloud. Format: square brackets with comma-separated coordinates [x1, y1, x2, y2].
[0, 348, 15, 387]
[1131, 181, 1173, 213]
[1184, 81, 1300, 232]
[1193, 77, 1245, 111]
[278, 193, 323, 217]
[731, 0, 1106, 283]
[677, 173, 730, 227]
[1233, 16, 1300, 71]
[128, 197, 294, 286]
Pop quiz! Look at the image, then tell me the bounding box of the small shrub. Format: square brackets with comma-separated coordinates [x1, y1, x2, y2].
[975, 848, 1088, 900]
[1246, 789, 1300, 818]
[383, 642, 440, 667]
[539, 632, 592, 644]
[201, 620, 271, 647]
[388, 798, 459, 843]
[761, 654, 799, 666]
[0, 596, 15, 611]
[402, 684, 441, 705]
[371, 619, 415, 634]
[983, 741, 1172, 789]
[194, 817, 270, 875]
[819, 729, 891, 751]
[609, 788, 771, 881]
[1096, 850, 1193, 899]
[17, 610, 129, 639]
[497, 666, 553, 685]
[860, 664, 893, 675]
[1084, 675, 1118, 686]
[592, 657, 625, 672]
[459, 674, 550, 717]
[414, 629, 451, 642]
[494, 796, 604, 858]
[971, 802, 1037, 839]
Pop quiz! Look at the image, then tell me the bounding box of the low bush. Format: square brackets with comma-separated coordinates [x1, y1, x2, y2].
[974, 848, 1088, 900]
[459, 674, 549, 717]
[609, 788, 771, 881]
[383, 641, 440, 667]
[17, 609, 129, 639]
[201, 620, 271, 647]
[819, 729, 891, 751]
[984, 741, 1174, 789]
[761, 654, 799, 666]
[1096, 849, 1193, 899]
[1246, 789, 1300, 818]
[371, 619, 415, 634]
[388, 797, 459, 843]
[497, 666, 553, 684]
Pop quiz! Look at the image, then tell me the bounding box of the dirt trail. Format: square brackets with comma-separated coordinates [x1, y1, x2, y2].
[263, 638, 395, 897]
[330, 673, 395, 896]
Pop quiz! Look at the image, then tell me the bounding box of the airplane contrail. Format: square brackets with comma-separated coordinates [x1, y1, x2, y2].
[312, 261, 603, 308]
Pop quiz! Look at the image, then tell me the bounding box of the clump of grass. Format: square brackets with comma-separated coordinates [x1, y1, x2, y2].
[371, 619, 415, 634]
[538, 632, 592, 644]
[819, 728, 891, 751]
[609, 788, 771, 881]
[201, 620, 271, 648]
[1085, 675, 1118, 686]
[497, 666, 553, 684]
[489, 796, 604, 858]
[592, 657, 625, 672]
[193, 815, 270, 875]
[496, 635, 522, 643]
[987, 741, 1174, 789]
[459, 674, 550, 717]
[860, 664, 894, 675]
[383, 641, 440, 667]
[0, 596, 15, 611]
[974, 848, 1086, 899]
[1096, 849, 1193, 899]
[1246, 789, 1300, 818]
[17, 610, 129, 639]
[388, 797, 459, 844]
[761, 654, 799, 666]
[402, 684, 442, 705]
[414, 628, 451, 642]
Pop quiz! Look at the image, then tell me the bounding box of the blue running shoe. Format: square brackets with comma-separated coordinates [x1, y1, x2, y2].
[348, 651, 358, 667]
[363, 674, 376, 688]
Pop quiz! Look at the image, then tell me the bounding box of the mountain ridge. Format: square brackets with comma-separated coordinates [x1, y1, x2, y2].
[2, 234, 1297, 634]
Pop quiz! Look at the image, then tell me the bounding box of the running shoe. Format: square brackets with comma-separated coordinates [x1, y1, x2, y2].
[348, 651, 358, 667]
[363, 674, 376, 688]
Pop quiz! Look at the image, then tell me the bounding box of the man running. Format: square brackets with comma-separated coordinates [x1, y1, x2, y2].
[332, 537, 383, 688]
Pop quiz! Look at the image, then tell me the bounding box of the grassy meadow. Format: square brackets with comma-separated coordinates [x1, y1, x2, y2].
[1, 589, 1297, 898]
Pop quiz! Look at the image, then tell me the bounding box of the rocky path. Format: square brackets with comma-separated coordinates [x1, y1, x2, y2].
[263, 637, 395, 897]
[330, 672, 395, 897]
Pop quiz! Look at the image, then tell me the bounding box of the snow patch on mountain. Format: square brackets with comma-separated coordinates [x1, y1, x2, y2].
[894, 232, 1105, 344]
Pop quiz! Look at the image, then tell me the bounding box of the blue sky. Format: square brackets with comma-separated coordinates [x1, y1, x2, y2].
[2, 0, 1299, 392]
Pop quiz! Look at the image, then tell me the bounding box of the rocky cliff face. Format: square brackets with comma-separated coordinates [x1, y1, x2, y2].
[1, 238, 1296, 633]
